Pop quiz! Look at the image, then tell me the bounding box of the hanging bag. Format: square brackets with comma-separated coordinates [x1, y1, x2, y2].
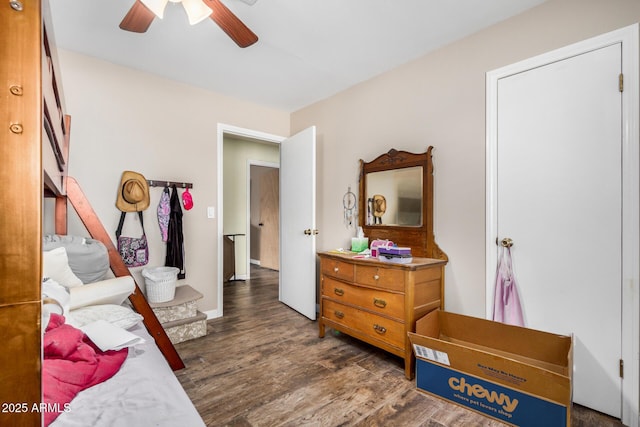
[492, 246, 525, 326]
[116, 211, 149, 267]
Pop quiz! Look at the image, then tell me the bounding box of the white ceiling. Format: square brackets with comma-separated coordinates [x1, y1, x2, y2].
[49, 0, 547, 112]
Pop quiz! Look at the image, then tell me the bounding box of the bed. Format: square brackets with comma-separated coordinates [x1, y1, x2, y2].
[0, 1, 203, 425]
[40, 251, 205, 427]
[49, 323, 204, 427]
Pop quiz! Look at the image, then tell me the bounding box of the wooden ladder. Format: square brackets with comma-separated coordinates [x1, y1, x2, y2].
[54, 176, 185, 371]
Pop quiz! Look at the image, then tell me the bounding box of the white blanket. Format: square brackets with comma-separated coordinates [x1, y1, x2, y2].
[51, 324, 204, 427]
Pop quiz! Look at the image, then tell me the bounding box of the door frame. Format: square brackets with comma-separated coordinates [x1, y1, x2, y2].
[246, 160, 280, 271]
[217, 123, 285, 317]
[485, 24, 639, 426]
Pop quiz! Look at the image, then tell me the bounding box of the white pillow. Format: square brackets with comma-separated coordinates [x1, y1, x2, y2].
[43, 247, 83, 288]
[68, 304, 144, 330]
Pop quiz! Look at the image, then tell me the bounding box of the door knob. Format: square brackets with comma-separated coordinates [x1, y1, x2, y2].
[500, 237, 514, 248]
[304, 229, 319, 235]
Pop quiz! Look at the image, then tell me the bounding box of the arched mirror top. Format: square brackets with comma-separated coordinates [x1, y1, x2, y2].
[358, 147, 447, 260]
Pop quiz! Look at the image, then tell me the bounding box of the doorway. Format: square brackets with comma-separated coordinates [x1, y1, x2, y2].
[486, 24, 639, 425]
[218, 124, 318, 321]
[217, 124, 285, 318]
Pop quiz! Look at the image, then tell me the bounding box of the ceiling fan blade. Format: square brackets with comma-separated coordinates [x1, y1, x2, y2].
[203, 0, 258, 48]
[119, 1, 156, 33]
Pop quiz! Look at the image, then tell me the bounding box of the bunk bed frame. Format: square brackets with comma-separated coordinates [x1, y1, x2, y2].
[0, 2, 182, 425]
[61, 177, 184, 372]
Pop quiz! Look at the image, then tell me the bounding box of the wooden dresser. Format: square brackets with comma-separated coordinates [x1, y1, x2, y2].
[318, 251, 446, 379]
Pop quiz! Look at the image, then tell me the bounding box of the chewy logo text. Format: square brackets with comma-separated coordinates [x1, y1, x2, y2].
[448, 376, 519, 413]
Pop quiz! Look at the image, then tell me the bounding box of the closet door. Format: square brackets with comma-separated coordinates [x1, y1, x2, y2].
[258, 168, 279, 271]
[493, 43, 622, 416]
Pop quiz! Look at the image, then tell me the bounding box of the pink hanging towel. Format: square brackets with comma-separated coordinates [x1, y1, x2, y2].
[492, 246, 525, 327]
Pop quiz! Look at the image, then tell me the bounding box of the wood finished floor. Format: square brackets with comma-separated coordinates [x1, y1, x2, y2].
[175, 265, 624, 427]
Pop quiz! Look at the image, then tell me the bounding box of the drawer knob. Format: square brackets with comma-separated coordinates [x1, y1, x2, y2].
[10, 0, 23, 11]
[9, 123, 23, 134]
[9, 85, 23, 96]
[373, 298, 387, 308]
[334, 288, 344, 296]
[373, 324, 387, 334]
[334, 267, 339, 273]
[373, 274, 380, 280]
[335, 310, 345, 319]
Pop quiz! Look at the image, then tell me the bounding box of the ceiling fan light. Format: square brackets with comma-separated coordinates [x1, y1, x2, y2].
[140, 0, 169, 19]
[181, 0, 213, 25]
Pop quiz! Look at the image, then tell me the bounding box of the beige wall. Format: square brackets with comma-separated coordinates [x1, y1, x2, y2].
[223, 137, 280, 278]
[56, 0, 640, 318]
[57, 50, 290, 316]
[291, 0, 640, 317]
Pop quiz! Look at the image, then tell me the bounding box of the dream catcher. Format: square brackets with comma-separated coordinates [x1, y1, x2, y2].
[343, 186, 357, 229]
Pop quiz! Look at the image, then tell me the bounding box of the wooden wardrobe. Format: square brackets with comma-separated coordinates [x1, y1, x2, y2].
[1, 1, 66, 425]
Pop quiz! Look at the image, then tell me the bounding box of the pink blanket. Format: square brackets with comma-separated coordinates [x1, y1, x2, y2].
[42, 313, 128, 426]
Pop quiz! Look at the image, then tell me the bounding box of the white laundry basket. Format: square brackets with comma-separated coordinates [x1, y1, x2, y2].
[142, 266, 179, 303]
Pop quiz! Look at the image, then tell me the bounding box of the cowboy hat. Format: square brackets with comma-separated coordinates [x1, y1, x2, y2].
[372, 194, 387, 217]
[116, 171, 150, 212]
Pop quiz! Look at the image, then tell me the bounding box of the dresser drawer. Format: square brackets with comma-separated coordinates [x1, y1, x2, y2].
[322, 299, 405, 349]
[318, 251, 446, 380]
[355, 265, 405, 292]
[321, 257, 355, 282]
[322, 276, 404, 320]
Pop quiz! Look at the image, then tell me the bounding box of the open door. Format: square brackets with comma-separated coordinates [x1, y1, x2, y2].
[258, 167, 280, 270]
[279, 126, 316, 320]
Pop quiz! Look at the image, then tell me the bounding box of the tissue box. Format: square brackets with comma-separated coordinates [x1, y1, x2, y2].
[351, 237, 369, 252]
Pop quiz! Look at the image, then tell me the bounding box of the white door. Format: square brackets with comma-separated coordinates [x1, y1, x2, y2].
[493, 44, 622, 416]
[280, 126, 317, 320]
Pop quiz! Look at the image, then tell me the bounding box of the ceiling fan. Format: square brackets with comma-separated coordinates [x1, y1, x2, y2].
[119, 0, 258, 48]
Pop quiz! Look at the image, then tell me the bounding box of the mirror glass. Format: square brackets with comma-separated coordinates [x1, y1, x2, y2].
[365, 166, 423, 226]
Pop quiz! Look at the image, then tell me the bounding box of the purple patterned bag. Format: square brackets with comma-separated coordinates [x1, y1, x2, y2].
[116, 211, 149, 267]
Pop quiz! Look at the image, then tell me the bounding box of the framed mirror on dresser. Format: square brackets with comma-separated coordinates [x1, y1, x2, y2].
[318, 147, 447, 379]
[359, 146, 447, 260]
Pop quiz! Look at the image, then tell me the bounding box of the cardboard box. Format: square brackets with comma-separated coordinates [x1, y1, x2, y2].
[408, 310, 573, 427]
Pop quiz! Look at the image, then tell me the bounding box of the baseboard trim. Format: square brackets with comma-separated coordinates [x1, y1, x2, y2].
[203, 309, 221, 320]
